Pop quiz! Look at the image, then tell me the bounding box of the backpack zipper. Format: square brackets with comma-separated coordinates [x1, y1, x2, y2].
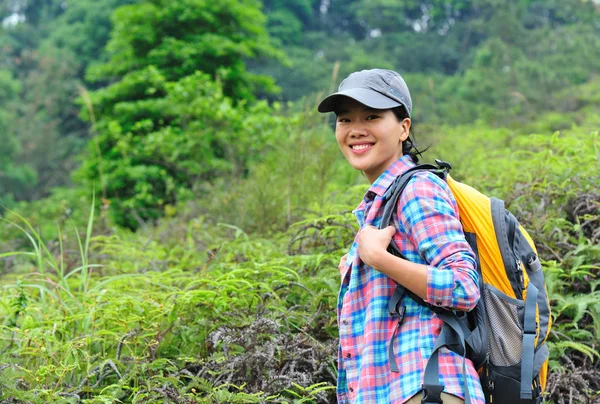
[516, 258, 525, 298]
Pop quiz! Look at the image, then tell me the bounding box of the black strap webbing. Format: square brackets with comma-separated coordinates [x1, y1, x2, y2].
[521, 282, 539, 399]
[423, 312, 474, 404]
[382, 166, 430, 372]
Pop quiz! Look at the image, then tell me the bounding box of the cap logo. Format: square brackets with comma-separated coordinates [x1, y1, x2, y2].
[388, 87, 404, 102]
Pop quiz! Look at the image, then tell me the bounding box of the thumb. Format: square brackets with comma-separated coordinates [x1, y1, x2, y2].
[385, 226, 396, 237]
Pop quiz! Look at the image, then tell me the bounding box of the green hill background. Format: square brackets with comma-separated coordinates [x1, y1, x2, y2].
[0, 0, 599, 402]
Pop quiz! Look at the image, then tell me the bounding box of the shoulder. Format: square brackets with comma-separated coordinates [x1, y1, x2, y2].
[397, 169, 459, 219]
[401, 170, 454, 202]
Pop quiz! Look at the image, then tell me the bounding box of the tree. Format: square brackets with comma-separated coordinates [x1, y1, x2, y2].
[87, 0, 283, 100]
[262, 0, 318, 44]
[78, 0, 285, 229]
[12, 47, 87, 199]
[0, 69, 36, 205]
[0, 0, 65, 70]
[45, 0, 139, 75]
[0, 0, 139, 200]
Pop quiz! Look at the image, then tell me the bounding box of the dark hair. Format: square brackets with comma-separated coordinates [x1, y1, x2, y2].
[392, 106, 425, 163]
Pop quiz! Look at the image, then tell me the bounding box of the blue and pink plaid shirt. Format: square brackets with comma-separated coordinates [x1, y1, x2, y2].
[337, 155, 485, 404]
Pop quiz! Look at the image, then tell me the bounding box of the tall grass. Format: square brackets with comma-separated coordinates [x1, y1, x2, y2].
[0, 186, 342, 402]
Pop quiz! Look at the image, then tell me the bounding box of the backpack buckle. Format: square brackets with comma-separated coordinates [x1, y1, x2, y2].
[389, 305, 406, 323]
[533, 376, 543, 403]
[421, 384, 445, 404]
[434, 159, 452, 171]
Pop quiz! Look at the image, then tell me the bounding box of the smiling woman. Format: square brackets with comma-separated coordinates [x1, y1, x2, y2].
[317, 69, 484, 404]
[333, 98, 410, 183]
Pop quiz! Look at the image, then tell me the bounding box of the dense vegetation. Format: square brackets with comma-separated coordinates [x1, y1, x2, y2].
[0, 0, 599, 402]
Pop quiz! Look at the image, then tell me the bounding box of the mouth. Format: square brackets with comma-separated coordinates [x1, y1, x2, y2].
[349, 143, 374, 154]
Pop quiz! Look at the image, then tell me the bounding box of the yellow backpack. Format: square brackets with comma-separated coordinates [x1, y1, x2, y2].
[381, 160, 552, 404]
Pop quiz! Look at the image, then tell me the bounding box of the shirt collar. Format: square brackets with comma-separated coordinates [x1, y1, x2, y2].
[353, 155, 417, 215]
[366, 154, 416, 200]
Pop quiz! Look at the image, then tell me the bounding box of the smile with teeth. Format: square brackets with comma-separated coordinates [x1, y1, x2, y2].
[350, 143, 373, 153]
[351, 144, 374, 150]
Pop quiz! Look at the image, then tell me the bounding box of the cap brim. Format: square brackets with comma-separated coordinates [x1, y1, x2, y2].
[317, 88, 402, 113]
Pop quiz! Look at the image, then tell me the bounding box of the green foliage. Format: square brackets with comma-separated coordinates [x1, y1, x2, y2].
[264, 8, 305, 45]
[0, 0, 137, 201]
[1, 1, 600, 402]
[2, 0, 599, 207]
[194, 108, 361, 233]
[260, 0, 600, 128]
[0, 69, 36, 205]
[87, 0, 283, 100]
[3, 108, 599, 401]
[45, 0, 139, 72]
[76, 0, 288, 229]
[0, 192, 342, 402]
[10, 46, 89, 200]
[78, 70, 293, 229]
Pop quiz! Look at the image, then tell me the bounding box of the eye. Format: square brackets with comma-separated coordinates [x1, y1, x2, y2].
[337, 117, 350, 123]
[366, 114, 379, 120]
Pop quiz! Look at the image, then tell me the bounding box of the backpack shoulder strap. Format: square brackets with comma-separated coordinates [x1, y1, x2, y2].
[379, 162, 448, 235]
[383, 161, 451, 373]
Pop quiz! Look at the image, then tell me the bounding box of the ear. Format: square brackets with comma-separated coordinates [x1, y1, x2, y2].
[399, 118, 411, 142]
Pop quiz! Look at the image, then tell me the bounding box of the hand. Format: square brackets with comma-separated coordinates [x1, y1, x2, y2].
[358, 225, 396, 268]
[338, 254, 348, 271]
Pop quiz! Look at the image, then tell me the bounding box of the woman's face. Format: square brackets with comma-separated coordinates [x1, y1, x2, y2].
[335, 98, 410, 183]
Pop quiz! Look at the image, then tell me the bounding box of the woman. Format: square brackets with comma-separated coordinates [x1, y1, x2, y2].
[317, 69, 484, 404]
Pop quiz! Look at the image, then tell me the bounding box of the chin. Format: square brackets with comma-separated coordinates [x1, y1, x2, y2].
[349, 161, 370, 172]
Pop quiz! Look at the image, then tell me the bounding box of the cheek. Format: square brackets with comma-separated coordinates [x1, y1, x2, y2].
[335, 129, 345, 149]
[385, 122, 406, 145]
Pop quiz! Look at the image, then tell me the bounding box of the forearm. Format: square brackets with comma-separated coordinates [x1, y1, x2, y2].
[368, 247, 479, 311]
[370, 250, 428, 300]
[357, 222, 479, 311]
[395, 173, 480, 311]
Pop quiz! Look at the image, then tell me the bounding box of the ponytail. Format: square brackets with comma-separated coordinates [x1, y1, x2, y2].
[392, 106, 427, 163]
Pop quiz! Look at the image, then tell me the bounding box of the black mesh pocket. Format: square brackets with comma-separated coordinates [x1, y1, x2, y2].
[483, 284, 524, 367]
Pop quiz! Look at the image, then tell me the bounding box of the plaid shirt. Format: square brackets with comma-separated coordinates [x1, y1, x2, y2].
[337, 155, 485, 404]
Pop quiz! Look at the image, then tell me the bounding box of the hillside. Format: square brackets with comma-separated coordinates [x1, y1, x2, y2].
[0, 0, 599, 403]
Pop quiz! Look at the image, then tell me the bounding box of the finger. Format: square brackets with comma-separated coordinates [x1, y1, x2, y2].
[386, 226, 396, 236]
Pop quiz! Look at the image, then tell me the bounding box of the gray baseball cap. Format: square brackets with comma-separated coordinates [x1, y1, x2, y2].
[318, 68, 412, 116]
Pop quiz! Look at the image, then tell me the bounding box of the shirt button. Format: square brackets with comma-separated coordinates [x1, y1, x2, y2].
[366, 191, 376, 200]
[342, 319, 349, 325]
[349, 386, 354, 393]
[345, 352, 352, 358]
[436, 299, 443, 306]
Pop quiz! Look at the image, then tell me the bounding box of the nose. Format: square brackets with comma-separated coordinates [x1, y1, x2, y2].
[349, 125, 367, 138]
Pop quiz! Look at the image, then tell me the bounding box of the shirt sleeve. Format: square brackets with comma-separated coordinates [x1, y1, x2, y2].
[397, 171, 480, 311]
